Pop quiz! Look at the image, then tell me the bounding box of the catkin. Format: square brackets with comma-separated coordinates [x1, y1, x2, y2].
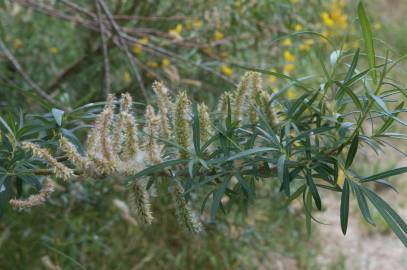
[128, 181, 154, 224]
[145, 105, 161, 164]
[173, 180, 202, 233]
[10, 180, 55, 209]
[173, 91, 190, 159]
[249, 72, 262, 123]
[198, 103, 212, 145]
[59, 136, 88, 170]
[233, 72, 251, 121]
[22, 142, 74, 180]
[152, 81, 172, 139]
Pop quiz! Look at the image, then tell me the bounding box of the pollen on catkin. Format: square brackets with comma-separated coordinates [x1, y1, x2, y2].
[9, 179, 55, 209]
[173, 91, 191, 159]
[173, 180, 202, 233]
[144, 105, 161, 164]
[216, 91, 234, 116]
[128, 181, 154, 224]
[97, 94, 115, 164]
[233, 72, 251, 121]
[59, 136, 88, 170]
[22, 142, 74, 180]
[198, 103, 212, 145]
[152, 81, 172, 139]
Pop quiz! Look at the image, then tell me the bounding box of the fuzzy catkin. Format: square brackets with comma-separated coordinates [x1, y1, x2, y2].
[173, 180, 202, 233]
[22, 142, 74, 180]
[59, 137, 88, 170]
[145, 105, 161, 164]
[121, 112, 139, 161]
[173, 91, 190, 159]
[112, 93, 133, 156]
[198, 103, 212, 145]
[233, 72, 251, 121]
[216, 92, 233, 116]
[249, 72, 262, 123]
[152, 81, 172, 139]
[9, 180, 55, 209]
[128, 181, 154, 224]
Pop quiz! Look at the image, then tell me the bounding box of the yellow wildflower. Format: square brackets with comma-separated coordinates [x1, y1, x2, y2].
[214, 31, 224, 41]
[282, 38, 292, 47]
[48, 47, 59, 54]
[321, 12, 334, 28]
[283, 63, 295, 75]
[123, 71, 131, 83]
[132, 37, 149, 54]
[174, 24, 183, 34]
[220, 64, 233, 76]
[168, 24, 183, 40]
[193, 19, 203, 29]
[305, 39, 315, 46]
[287, 88, 297, 100]
[291, 0, 300, 4]
[162, 58, 171, 67]
[13, 38, 23, 49]
[299, 43, 310, 52]
[147, 61, 159, 68]
[284, 50, 295, 62]
[294, 24, 303, 32]
[268, 68, 277, 83]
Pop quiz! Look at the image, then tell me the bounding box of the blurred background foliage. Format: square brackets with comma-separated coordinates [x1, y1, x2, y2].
[0, 0, 406, 269]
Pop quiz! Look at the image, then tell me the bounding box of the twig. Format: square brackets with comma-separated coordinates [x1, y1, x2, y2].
[97, 0, 148, 100]
[0, 37, 62, 108]
[95, 0, 111, 98]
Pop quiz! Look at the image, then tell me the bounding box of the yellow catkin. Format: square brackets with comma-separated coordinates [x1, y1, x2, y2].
[152, 81, 172, 139]
[98, 95, 115, 164]
[128, 181, 154, 224]
[59, 136, 88, 170]
[216, 92, 233, 117]
[249, 72, 262, 123]
[198, 103, 212, 145]
[233, 72, 251, 121]
[121, 112, 139, 162]
[173, 180, 202, 233]
[9, 180, 55, 209]
[173, 92, 190, 159]
[22, 142, 74, 180]
[145, 105, 161, 164]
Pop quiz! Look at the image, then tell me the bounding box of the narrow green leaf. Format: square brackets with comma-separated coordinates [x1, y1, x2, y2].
[358, 1, 377, 83]
[340, 179, 350, 234]
[278, 155, 290, 196]
[345, 133, 359, 168]
[192, 103, 201, 155]
[305, 169, 322, 210]
[350, 182, 375, 225]
[51, 108, 64, 127]
[211, 177, 230, 221]
[361, 167, 407, 182]
[226, 147, 276, 162]
[344, 48, 360, 82]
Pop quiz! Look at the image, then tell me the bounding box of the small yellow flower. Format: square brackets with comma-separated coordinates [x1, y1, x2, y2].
[13, 38, 23, 49]
[291, 0, 300, 4]
[214, 31, 224, 41]
[282, 38, 292, 47]
[147, 61, 159, 68]
[305, 39, 315, 46]
[287, 88, 297, 99]
[284, 50, 295, 62]
[132, 37, 149, 54]
[294, 24, 303, 32]
[161, 58, 171, 67]
[283, 63, 295, 75]
[299, 43, 310, 52]
[321, 12, 334, 27]
[174, 24, 183, 34]
[268, 68, 277, 83]
[220, 64, 233, 76]
[193, 19, 203, 29]
[48, 47, 59, 54]
[123, 71, 131, 83]
[373, 23, 382, 30]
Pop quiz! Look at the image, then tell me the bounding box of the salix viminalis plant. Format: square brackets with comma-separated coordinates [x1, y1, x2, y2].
[3, 1, 407, 242]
